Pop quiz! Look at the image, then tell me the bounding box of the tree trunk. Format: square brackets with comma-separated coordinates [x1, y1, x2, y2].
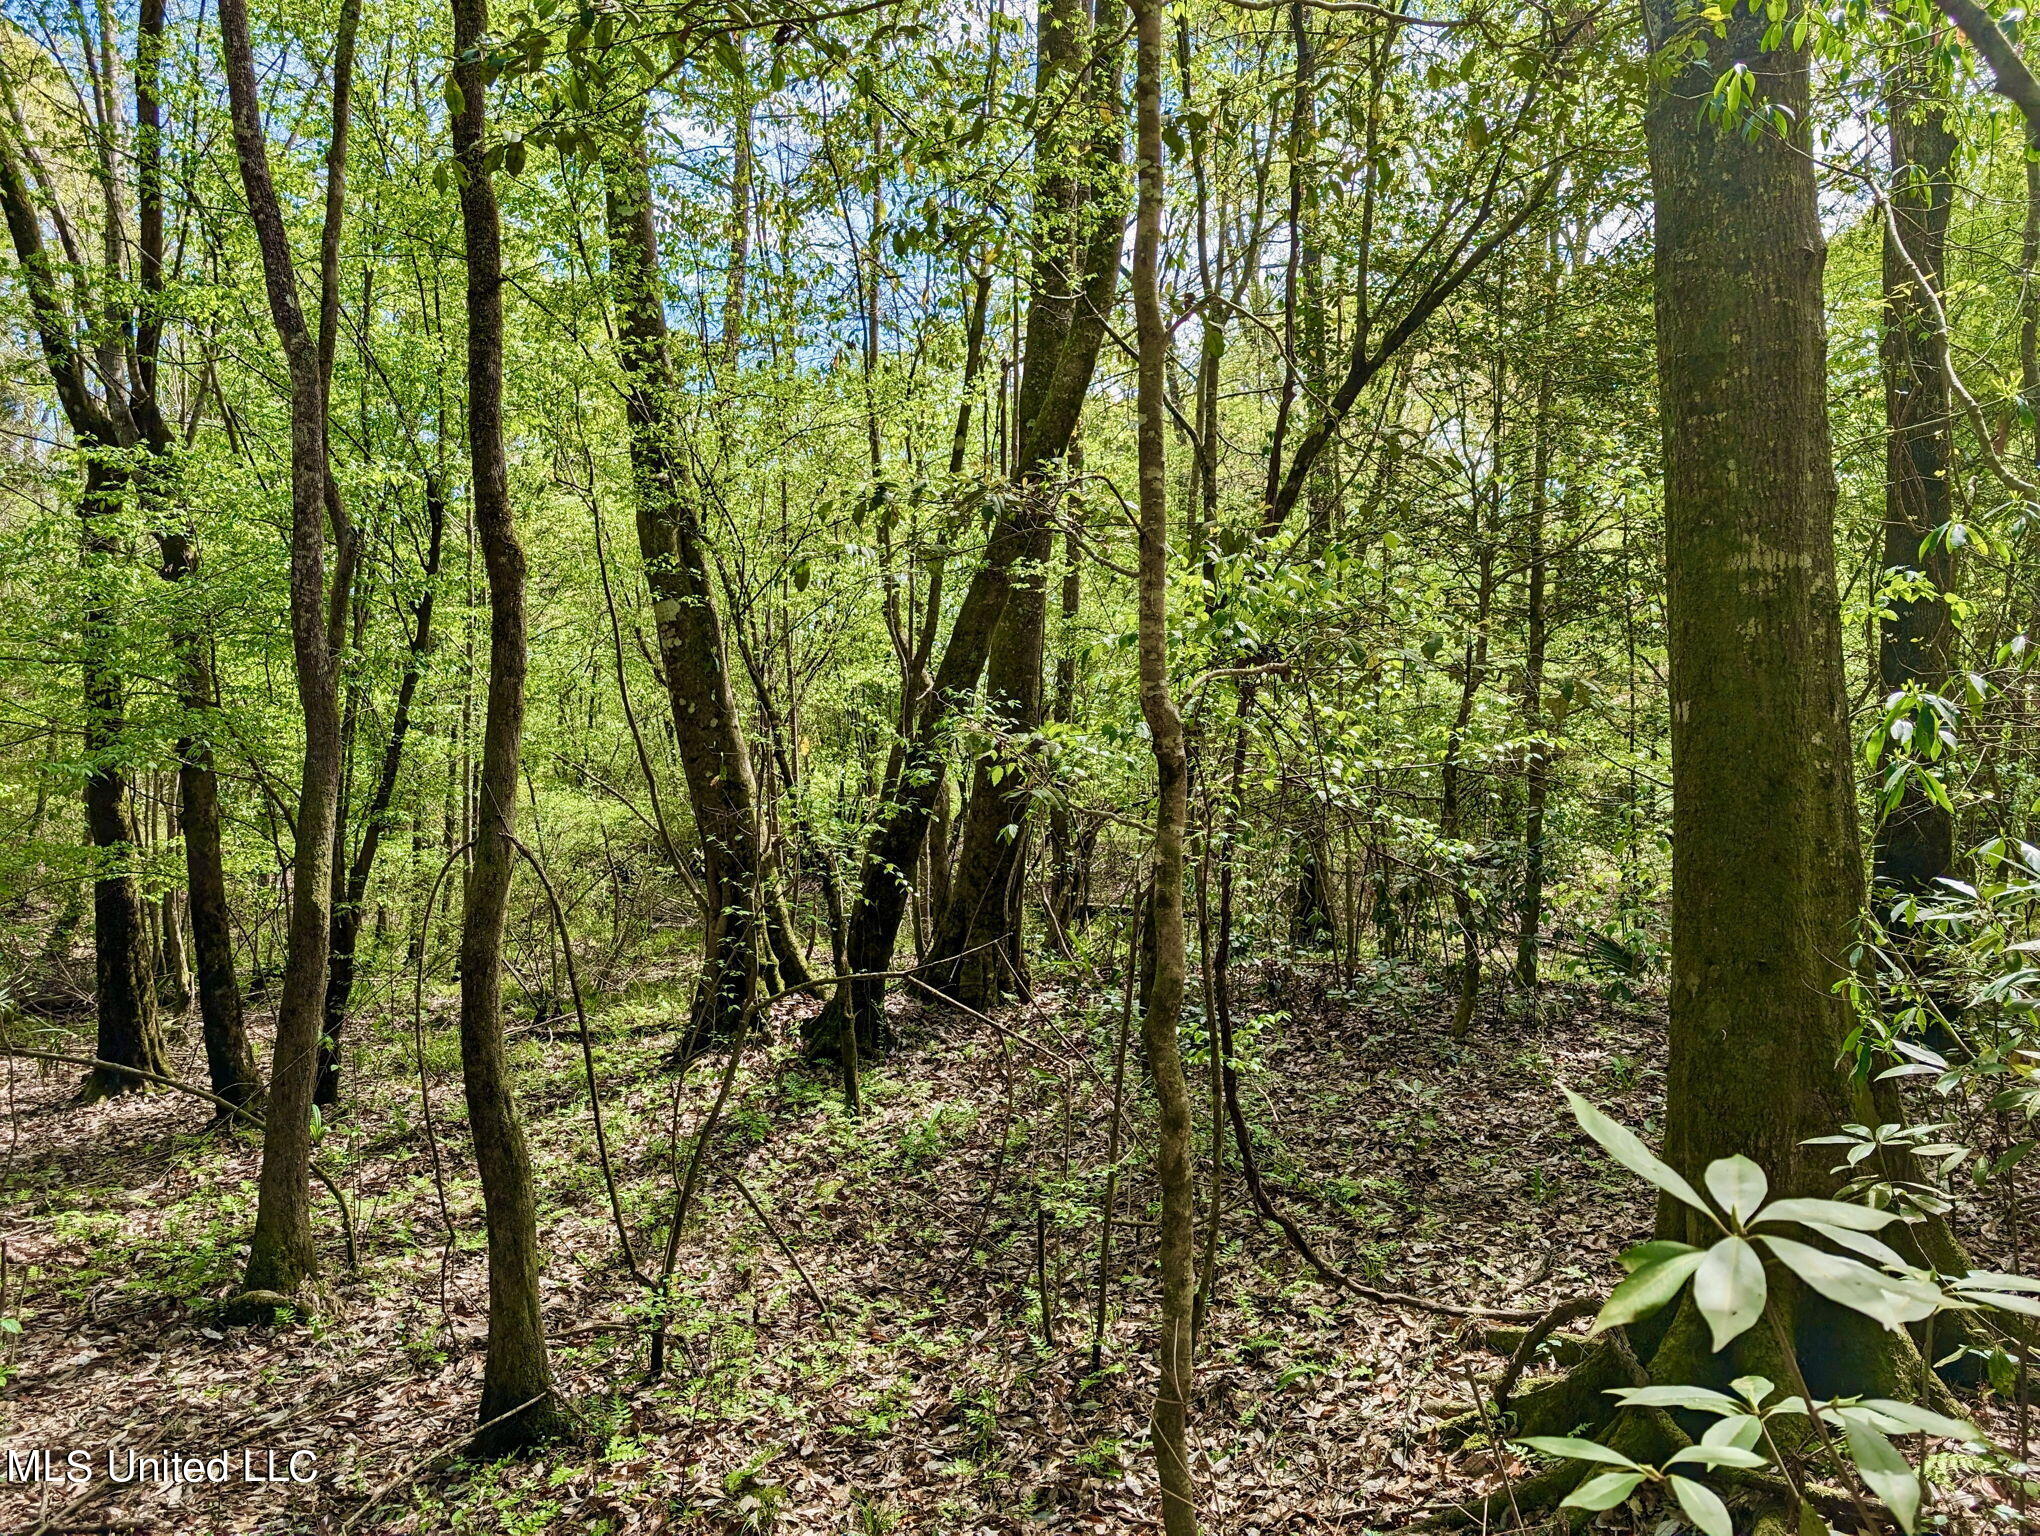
[0, 73, 169, 1104]
[1873, 63, 1957, 914]
[316, 477, 445, 1105]
[917, 0, 1129, 1015]
[1646, 0, 1911, 1409]
[1440, 547, 1493, 1039]
[450, 0, 568, 1450]
[78, 469, 168, 1101]
[1515, 249, 1556, 991]
[219, 0, 346, 1301]
[1132, 0, 1198, 1525]
[601, 116, 805, 1053]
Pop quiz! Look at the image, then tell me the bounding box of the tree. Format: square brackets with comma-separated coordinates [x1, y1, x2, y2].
[218, 0, 349, 1301]
[1875, 46, 1958, 926]
[1132, 0, 1197, 1524]
[1471, 0, 1933, 1511]
[0, 20, 171, 1100]
[601, 108, 809, 1055]
[449, 0, 568, 1449]
[923, 0, 1130, 1012]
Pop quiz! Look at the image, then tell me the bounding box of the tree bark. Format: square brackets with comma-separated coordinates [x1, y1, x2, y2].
[1873, 61, 1957, 913]
[218, 0, 345, 1300]
[601, 114, 807, 1054]
[1646, 0, 1877, 1254]
[1132, 0, 1198, 1525]
[161, 531, 262, 1110]
[1515, 235, 1557, 991]
[316, 478, 445, 1105]
[449, 0, 569, 1450]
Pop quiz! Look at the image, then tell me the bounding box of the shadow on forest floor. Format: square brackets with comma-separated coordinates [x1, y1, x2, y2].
[0, 959, 2009, 1533]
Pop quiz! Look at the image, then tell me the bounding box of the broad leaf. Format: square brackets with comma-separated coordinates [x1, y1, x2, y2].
[1757, 1236, 1942, 1331]
[1702, 1413, 1764, 1451]
[1668, 1442, 1768, 1470]
[1565, 1090, 1708, 1212]
[1607, 1383, 1737, 1413]
[1705, 1155, 1768, 1222]
[1513, 1435, 1638, 1468]
[1693, 1236, 1766, 1350]
[1670, 1474, 1734, 1536]
[1857, 1399, 1981, 1442]
[1619, 1239, 1701, 1274]
[1799, 1221, 1908, 1270]
[1842, 1415, 1921, 1532]
[1591, 1250, 1707, 1335]
[1559, 1470, 1644, 1512]
[1757, 1197, 1898, 1232]
[1955, 1288, 2040, 1318]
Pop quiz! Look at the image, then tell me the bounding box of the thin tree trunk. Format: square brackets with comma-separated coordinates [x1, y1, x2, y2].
[161, 531, 262, 1109]
[0, 43, 168, 1102]
[1441, 546, 1493, 1038]
[218, 0, 345, 1298]
[1874, 59, 1957, 916]
[449, 0, 568, 1449]
[1132, 0, 1197, 1525]
[79, 470, 167, 1100]
[317, 478, 445, 1105]
[1515, 234, 1557, 991]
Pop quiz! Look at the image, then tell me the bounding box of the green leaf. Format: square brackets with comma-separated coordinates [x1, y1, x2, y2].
[1798, 1221, 1908, 1269]
[1560, 1470, 1644, 1511]
[1703, 1414, 1765, 1452]
[1757, 1236, 1942, 1331]
[1705, 1155, 1768, 1221]
[1608, 1383, 1737, 1413]
[1564, 1090, 1708, 1212]
[1591, 1250, 1707, 1335]
[1513, 1436, 1639, 1468]
[1857, 1399, 1981, 1442]
[1798, 1501, 1834, 1536]
[1693, 1235, 1766, 1350]
[1619, 1239, 1701, 1273]
[1668, 1442, 1768, 1470]
[1756, 1197, 1898, 1232]
[1669, 1474, 1734, 1536]
[1842, 1416, 1921, 1532]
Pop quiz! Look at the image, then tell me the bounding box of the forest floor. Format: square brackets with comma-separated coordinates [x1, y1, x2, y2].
[0, 952, 2020, 1535]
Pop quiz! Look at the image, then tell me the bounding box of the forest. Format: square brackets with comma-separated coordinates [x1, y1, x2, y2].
[2, 0, 2040, 1528]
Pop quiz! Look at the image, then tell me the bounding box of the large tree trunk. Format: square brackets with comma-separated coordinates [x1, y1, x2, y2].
[601, 117, 806, 1054]
[317, 478, 445, 1106]
[219, 0, 345, 1301]
[1640, 0, 1926, 1417]
[162, 531, 262, 1111]
[450, 0, 568, 1451]
[1461, 9, 1923, 1510]
[1131, 0, 1197, 1528]
[1873, 66, 1957, 913]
